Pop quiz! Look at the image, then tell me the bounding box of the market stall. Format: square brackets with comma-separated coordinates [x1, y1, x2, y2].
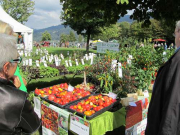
[34, 83, 149, 135]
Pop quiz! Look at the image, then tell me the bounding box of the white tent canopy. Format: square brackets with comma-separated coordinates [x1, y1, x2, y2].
[0, 6, 33, 50]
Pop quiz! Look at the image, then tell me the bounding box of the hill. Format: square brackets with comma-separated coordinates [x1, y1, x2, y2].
[33, 15, 133, 42]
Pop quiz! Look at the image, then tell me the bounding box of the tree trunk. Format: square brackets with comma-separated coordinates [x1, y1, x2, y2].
[86, 29, 91, 52]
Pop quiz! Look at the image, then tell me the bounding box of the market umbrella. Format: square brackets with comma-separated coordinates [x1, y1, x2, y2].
[153, 39, 166, 42]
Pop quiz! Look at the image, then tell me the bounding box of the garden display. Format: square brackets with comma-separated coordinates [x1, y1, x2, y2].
[68, 94, 118, 120]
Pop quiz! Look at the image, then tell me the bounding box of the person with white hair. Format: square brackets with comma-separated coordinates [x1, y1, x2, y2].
[145, 21, 180, 134]
[0, 30, 41, 133]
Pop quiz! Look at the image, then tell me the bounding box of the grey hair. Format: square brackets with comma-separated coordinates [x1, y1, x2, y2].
[176, 21, 180, 30]
[0, 33, 18, 70]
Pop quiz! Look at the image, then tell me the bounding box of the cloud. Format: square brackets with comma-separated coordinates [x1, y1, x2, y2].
[25, 0, 63, 29]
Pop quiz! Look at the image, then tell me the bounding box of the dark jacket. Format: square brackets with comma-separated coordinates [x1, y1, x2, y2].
[0, 78, 41, 134]
[145, 50, 180, 135]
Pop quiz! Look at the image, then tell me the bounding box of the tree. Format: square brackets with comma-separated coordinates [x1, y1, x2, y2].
[60, 0, 129, 52]
[118, 22, 130, 38]
[93, 24, 121, 42]
[42, 31, 51, 41]
[69, 31, 76, 42]
[78, 34, 83, 43]
[60, 33, 68, 43]
[0, 0, 35, 23]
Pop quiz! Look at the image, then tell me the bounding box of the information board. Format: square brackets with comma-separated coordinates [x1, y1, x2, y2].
[97, 42, 119, 53]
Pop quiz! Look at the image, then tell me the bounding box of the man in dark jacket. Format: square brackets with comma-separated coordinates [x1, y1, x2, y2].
[0, 33, 41, 134]
[145, 21, 180, 134]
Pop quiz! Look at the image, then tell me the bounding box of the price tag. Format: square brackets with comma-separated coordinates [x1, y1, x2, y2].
[90, 54, 93, 65]
[36, 60, 40, 67]
[69, 60, 72, 67]
[23, 60, 26, 66]
[118, 62, 123, 78]
[127, 58, 131, 65]
[75, 59, 79, 66]
[45, 55, 48, 60]
[85, 54, 89, 60]
[143, 90, 149, 98]
[68, 85, 74, 92]
[29, 59, 32, 66]
[44, 61, 48, 67]
[51, 54, 54, 60]
[108, 92, 117, 99]
[129, 55, 133, 59]
[70, 114, 90, 135]
[111, 60, 117, 71]
[65, 60, 69, 67]
[81, 59, 85, 65]
[25, 59, 29, 66]
[25, 52, 27, 57]
[61, 54, 64, 59]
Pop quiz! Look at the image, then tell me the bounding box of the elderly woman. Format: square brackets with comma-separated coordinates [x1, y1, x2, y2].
[0, 33, 40, 133]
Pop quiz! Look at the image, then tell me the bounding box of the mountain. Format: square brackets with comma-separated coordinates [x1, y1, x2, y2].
[33, 15, 133, 42]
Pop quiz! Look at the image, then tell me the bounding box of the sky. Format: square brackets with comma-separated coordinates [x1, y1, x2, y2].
[25, 0, 133, 30]
[25, 0, 63, 30]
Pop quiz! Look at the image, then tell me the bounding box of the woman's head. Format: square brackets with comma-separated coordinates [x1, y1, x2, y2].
[0, 21, 19, 79]
[0, 34, 18, 79]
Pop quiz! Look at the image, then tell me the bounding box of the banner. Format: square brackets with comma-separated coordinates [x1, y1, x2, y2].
[41, 101, 69, 135]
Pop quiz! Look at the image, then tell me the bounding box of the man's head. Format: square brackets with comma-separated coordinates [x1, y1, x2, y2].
[175, 21, 180, 48]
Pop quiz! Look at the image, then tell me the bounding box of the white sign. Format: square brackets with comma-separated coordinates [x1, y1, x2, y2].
[85, 54, 89, 60]
[44, 61, 48, 67]
[108, 92, 117, 99]
[36, 60, 40, 67]
[61, 54, 64, 60]
[75, 59, 79, 66]
[25, 59, 29, 66]
[90, 54, 94, 65]
[127, 58, 131, 65]
[33, 97, 41, 118]
[69, 60, 72, 67]
[68, 85, 74, 92]
[55, 59, 61, 66]
[65, 60, 69, 67]
[81, 59, 85, 65]
[29, 59, 32, 66]
[23, 60, 26, 66]
[97, 42, 119, 53]
[111, 60, 117, 72]
[70, 114, 90, 135]
[118, 62, 123, 78]
[125, 119, 147, 135]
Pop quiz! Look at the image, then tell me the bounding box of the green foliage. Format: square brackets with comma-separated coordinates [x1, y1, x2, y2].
[1, 0, 35, 23]
[93, 24, 121, 42]
[69, 31, 76, 42]
[60, 33, 69, 43]
[42, 31, 51, 41]
[39, 66, 59, 78]
[78, 34, 83, 43]
[67, 64, 89, 73]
